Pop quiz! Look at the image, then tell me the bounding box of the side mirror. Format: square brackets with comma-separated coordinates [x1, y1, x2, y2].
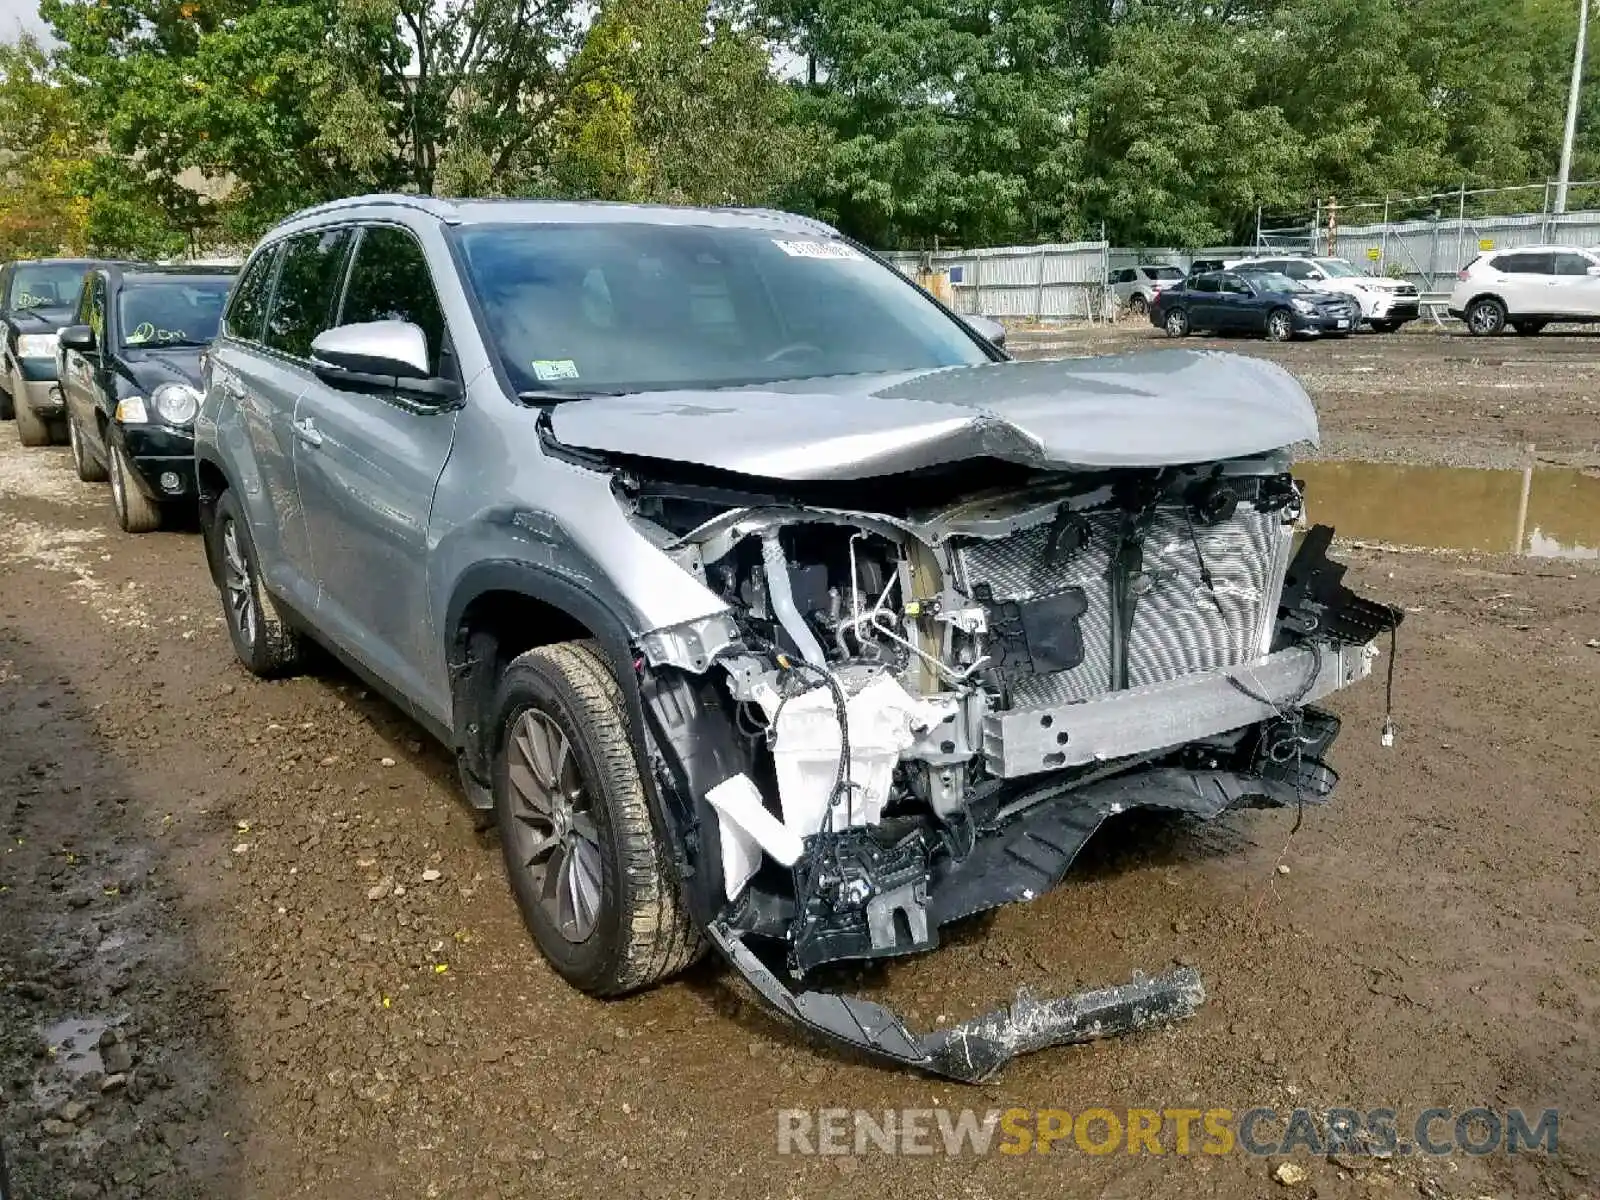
[966, 314, 1007, 348]
[311, 320, 430, 379]
[59, 324, 95, 352]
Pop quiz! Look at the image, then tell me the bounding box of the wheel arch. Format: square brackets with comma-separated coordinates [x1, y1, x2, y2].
[195, 451, 234, 585]
[1466, 291, 1508, 314]
[444, 560, 639, 793]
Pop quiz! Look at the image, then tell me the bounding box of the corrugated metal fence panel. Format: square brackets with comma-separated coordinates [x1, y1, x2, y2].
[874, 243, 1111, 319]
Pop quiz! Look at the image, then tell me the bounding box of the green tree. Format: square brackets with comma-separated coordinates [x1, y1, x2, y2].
[1081, 16, 1302, 245]
[0, 35, 92, 257]
[552, 0, 823, 206]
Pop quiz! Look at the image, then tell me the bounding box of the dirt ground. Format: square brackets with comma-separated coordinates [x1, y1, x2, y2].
[1009, 321, 1600, 471]
[1, 327, 1597, 1200]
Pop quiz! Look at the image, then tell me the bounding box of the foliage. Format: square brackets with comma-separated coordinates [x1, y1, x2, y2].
[0, 0, 1593, 256]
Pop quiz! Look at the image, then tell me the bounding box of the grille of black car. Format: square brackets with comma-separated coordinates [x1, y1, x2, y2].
[952, 504, 1295, 708]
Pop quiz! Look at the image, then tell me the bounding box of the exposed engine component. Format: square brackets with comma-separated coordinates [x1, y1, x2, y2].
[627, 460, 1401, 997]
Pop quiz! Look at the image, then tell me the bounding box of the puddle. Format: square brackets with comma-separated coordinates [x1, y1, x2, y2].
[41, 1017, 109, 1080]
[1297, 461, 1600, 560]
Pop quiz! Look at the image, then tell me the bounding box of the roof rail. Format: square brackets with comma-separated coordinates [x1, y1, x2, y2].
[275, 194, 462, 227]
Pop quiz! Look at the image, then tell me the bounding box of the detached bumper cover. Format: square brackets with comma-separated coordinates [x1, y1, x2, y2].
[712, 923, 1205, 1083]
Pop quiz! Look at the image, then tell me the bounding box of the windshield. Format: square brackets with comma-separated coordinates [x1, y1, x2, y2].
[1247, 272, 1303, 293]
[8, 264, 87, 310]
[1315, 259, 1362, 278]
[456, 223, 991, 393]
[117, 279, 233, 348]
[1145, 266, 1184, 280]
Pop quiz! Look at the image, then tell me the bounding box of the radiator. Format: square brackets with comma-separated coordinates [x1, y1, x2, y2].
[951, 504, 1294, 708]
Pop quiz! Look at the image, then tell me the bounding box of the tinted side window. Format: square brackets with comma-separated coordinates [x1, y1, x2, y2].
[264, 227, 353, 358]
[1553, 252, 1595, 277]
[1111, 268, 1133, 284]
[1282, 261, 1313, 280]
[1191, 276, 1219, 294]
[1221, 276, 1250, 295]
[88, 276, 107, 347]
[75, 273, 97, 326]
[224, 246, 279, 343]
[338, 226, 447, 375]
[1492, 252, 1555, 275]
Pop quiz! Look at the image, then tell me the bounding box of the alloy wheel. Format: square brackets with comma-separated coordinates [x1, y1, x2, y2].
[220, 519, 257, 649]
[1164, 309, 1188, 337]
[108, 445, 126, 517]
[1268, 311, 1293, 341]
[69, 419, 83, 473]
[1468, 301, 1504, 336]
[504, 708, 603, 943]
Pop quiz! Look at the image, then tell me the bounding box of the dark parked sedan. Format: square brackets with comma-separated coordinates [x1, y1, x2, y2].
[59, 264, 234, 532]
[1151, 271, 1359, 341]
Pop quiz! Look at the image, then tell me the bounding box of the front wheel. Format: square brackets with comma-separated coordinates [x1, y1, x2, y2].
[1265, 308, 1295, 342]
[1163, 308, 1190, 337]
[211, 489, 305, 677]
[69, 414, 107, 482]
[108, 442, 162, 532]
[493, 641, 703, 996]
[1466, 297, 1506, 336]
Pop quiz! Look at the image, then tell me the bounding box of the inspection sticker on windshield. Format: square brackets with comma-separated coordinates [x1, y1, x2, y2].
[772, 239, 863, 261]
[531, 359, 580, 381]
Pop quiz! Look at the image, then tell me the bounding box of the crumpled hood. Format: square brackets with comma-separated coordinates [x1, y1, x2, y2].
[546, 349, 1319, 481]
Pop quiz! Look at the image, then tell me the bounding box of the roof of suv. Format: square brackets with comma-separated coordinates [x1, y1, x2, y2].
[275, 193, 841, 239]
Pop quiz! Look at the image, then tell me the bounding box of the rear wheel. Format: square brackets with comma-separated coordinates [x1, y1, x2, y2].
[1511, 320, 1547, 336]
[493, 641, 703, 996]
[1265, 308, 1294, 342]
[1466, 297, 1506, 336]
[1163, 307, 1190, 337]
[14, 394, 49, 446]
[68, 414, 107, 482]
[1127, 294, 1149, 318]
[212, 489, 305, 677]
[108, 442, 161, 532]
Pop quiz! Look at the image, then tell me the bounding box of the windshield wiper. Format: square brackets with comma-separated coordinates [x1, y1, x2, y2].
[517, 387, 633, 404]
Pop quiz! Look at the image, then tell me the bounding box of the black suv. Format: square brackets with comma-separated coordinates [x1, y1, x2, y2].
[0, 258, 118, 444]
[59, 264, 235, 531]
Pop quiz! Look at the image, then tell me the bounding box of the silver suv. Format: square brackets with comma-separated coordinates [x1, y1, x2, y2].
[196, 195, 1400, 1080]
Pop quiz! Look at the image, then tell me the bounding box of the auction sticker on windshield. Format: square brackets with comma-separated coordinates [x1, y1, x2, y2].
[531, 359, 581, 381]
[772, 240, 864, 260]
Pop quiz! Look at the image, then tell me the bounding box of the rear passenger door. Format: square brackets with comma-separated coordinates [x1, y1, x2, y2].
[212, 234, 345, 616]
[292, 223, 460, 715]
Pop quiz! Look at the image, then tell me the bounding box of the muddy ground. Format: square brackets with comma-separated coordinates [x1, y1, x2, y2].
[1, 328, 1597, 1199]
[1009, 321, 1600, 471]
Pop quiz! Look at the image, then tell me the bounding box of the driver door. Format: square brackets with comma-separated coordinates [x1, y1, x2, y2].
[61, 272, 109, 461]
[291, 223, 461, 712]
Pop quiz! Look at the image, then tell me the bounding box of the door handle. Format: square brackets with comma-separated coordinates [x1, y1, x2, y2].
[294, 417, 324, 448]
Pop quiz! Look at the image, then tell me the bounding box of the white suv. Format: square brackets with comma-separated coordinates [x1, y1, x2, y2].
[1449, 245, 1600, 336]
[1227, 255, 1419, 332]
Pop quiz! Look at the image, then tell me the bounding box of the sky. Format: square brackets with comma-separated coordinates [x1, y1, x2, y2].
[0, 0, 49, 41]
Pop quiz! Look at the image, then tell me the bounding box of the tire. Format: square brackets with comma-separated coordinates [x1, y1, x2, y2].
[1127, 294, 1149, 318]
[1163, 307, 1190, 337]
[1466, 297, 1506, 336]
[14, 393, 50, 446]
[1511, 320, 1546, 336]
[68, 414, 107, 482]
[1265, 308, 1294, 342]
[1370, 320, 1401, 334]
[492, 641, 703, 997]
[108, 441, 162, 532]
[212, 488, 305, 677]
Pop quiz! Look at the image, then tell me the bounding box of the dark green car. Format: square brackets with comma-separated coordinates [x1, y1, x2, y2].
[0, 258, 115, 445]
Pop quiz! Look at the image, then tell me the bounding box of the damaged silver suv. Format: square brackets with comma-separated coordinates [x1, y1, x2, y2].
[195, 196, 1400, 1081]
